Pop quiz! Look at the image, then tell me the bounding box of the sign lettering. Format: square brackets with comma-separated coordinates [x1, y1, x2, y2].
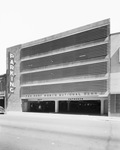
[9, 52, 15, 93]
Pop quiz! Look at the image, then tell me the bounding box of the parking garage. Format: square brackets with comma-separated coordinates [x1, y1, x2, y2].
[6, 19, 110, 116]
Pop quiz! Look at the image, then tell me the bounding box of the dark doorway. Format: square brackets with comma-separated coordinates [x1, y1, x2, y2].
[30, 101, 55, 113]
[69, 100, 101, 115]
[59, 100, 101, 115]
[59, 101, 68, 113]
[0, 98, 4, 108]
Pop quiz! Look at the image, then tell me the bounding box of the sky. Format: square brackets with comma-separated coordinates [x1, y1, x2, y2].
[0, 0, 120, 74]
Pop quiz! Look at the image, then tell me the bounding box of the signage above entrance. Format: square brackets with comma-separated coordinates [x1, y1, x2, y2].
[21, 91, 107, 99]
[68, 98, 83, 100]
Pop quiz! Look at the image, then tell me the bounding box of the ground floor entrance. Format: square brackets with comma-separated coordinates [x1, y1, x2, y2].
[29, 101, 55, 113]
[22, 99, 107, 115]
[0, 96, 5, 108]
[59, 100, 101, 115]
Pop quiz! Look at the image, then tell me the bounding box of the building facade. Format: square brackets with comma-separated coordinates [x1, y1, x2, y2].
[0, 74, 6, 109]
[6, 19, 120, 116]
[110, 32, 120, 116]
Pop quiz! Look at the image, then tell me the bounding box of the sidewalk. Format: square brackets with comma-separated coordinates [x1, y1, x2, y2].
[6, 111, 120, 122]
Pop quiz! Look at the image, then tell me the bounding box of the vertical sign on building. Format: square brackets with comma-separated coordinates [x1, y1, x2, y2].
[9, 52, 16, 93]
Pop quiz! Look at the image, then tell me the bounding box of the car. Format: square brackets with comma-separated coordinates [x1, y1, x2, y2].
[0, 106, 5, 114]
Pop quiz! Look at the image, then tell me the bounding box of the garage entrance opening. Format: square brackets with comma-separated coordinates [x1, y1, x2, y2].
[30, 101, 55, 113]
[70, 100, 101, 115]
[0, 97, 5, 108]
[59, 100, 101, 115]
[59, 101, 68, 113]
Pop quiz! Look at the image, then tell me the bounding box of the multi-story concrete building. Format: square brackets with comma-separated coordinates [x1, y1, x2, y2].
[6, 18, 120, 116]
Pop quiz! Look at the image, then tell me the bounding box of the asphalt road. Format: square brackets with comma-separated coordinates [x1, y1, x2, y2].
[0, 112, 120, 150]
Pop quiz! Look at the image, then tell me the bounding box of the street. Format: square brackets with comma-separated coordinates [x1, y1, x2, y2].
[0, 112, 120, 150]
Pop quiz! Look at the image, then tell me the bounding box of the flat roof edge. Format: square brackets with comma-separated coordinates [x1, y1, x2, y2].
[7, 44, 21, 51]
[110, 32, 120, 36]
[22, 18, 110, 48]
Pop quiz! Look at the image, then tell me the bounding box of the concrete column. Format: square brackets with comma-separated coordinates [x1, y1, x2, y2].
[55, 101, 59, 113]
[101, 100, 104, 115]
[104, 99, 108, 114]
[67, 101, 70, 112]
[22, 100, 28, 112]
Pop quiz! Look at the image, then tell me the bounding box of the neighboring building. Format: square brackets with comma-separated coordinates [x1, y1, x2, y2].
[6, 19, 120, 116]
[0, 74, 6, 109]
[110, 32, 120, 116]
